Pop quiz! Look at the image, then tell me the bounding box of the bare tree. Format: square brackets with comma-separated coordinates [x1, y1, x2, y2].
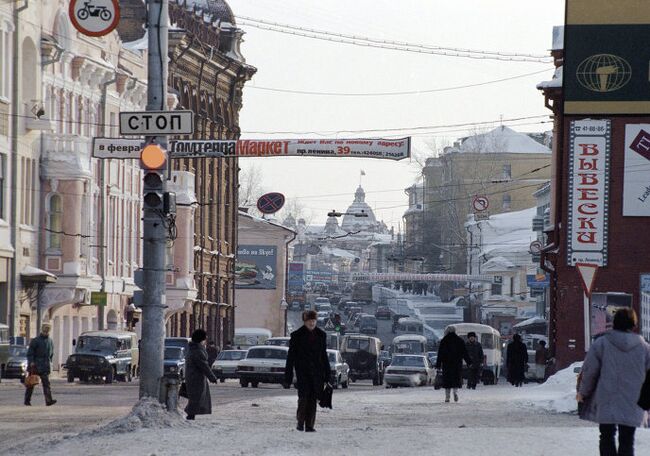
[238, 163, 267, 216]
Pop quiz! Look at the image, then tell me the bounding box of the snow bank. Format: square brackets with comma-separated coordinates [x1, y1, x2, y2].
[518, 362, 583, 413]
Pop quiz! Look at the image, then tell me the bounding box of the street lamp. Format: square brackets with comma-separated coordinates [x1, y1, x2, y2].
[280, 298, 289, 336]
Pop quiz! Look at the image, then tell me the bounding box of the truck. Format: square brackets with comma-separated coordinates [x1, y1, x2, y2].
[351, 282, 373, 304]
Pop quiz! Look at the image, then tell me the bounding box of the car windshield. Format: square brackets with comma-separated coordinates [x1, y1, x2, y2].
[164, 347, 183, 360]
[77, 336, 117, 352]
[346, 338, 370, 351]
[328, 352, 337, 363]
[247, 348, 287, 360]
[393, 341, 425, 354]
[218, 350, 247, 360]
[9, 346, 27, 357]
[391, 356, 425, 367]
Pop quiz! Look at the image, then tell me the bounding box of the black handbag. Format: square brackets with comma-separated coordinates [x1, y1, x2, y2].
[638, 370, 650, 411]
[179, 381, 188, 398]
[318, 383, 333, 409]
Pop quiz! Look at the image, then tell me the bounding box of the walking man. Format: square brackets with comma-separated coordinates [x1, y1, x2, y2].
[534, 340, 550, 382]
[25, 322, 56, 406]
[285, 310, 331, 432]
[435, 325, 472, 402]
[465, 331, 484, 390]
[506, 334, 528, 387]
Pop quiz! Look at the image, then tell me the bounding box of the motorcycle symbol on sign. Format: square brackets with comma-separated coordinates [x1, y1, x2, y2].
[77, 1, 112, 21]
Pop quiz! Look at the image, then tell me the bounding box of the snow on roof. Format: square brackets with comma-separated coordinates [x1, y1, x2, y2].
[123, 31, 149, 52]
[468, 207, 537, 259]
[320, 247, 357, 260]
[458, 126, 550, 155]
[537, 66, 562, 90]
[239, 211, 296, 234]
[21, 266, 57, 279]
[481, 256, 516, 271]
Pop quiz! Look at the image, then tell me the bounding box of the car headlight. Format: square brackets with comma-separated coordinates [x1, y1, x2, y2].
[70, 355, 77, 363]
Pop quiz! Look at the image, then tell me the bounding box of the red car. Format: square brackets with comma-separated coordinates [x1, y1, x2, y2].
[375, 306, 391, 319]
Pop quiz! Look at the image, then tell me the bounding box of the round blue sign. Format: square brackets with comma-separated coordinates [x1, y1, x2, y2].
[257, 192, 285, 214]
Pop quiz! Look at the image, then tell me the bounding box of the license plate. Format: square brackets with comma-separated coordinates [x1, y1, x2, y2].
[257, 367, 270, 373]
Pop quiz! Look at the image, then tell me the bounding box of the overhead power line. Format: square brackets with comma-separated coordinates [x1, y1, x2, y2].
[237, 16, 552, 63]
[248, 68, 554, 97]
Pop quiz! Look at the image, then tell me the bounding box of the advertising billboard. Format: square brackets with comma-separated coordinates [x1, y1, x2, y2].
[235, 245, 277, 289]
[288, 262, 305, 291]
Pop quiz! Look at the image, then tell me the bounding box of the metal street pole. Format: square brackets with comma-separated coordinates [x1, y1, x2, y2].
[139, 0, 168, 400]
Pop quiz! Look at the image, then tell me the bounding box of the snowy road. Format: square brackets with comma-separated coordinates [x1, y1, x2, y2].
[5, 380, 649, 456]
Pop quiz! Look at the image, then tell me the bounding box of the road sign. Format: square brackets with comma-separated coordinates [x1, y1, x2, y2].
[119, 110, 194, 136]
[69, 0, 120, 37]
[257, 192, 285, 214]
[90, 291, 107, 306]
[92, 138, 144, 158]
[474, 212, 489, 221]
[472, 195, 489, 212]
[324, 319, 335, 331]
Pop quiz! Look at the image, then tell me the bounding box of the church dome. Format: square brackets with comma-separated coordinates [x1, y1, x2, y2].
[341, 185, 378, 232]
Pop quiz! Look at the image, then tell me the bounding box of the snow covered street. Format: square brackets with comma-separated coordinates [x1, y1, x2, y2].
[6, 371, 650, 456]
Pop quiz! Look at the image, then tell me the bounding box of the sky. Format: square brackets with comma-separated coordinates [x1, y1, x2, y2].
[228, 0, 566, 228]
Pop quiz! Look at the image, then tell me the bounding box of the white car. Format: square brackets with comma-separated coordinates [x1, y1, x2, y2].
[236, 346, 289, 388]
[211, 350, 248, 382]
[384, 354, 435, 388]
[328, 349, 350, 389]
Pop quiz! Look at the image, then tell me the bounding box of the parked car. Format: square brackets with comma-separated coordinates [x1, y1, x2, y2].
[265, 337, 290, 347]
[66, 330, 139, 383]
[359, 315, 378, 335]
[236, 346, 289, 388]
[327, 349, 349, 389]
[164, 337, 192, 353]
[340, 334, 384, 385]
[163, 346, 186, 379]
[375, 306, 391, 320]
[384, 354, 434, 388]
[212, 349, 248, 382]
[1, 345, 28, 382]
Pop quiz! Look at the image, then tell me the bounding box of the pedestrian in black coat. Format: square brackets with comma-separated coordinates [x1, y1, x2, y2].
[465, 331, 484, 390]
[435, 325, 472, 402]
[506, 334, 528, 387]
[184, 329, 218, 420]
[285, 310, 331, 432]
[25, 323, 56, 406]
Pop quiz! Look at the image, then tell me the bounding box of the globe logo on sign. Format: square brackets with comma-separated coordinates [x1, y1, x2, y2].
[576, 54, 632, 93]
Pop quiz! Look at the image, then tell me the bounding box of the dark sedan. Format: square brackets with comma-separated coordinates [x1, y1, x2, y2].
[163, 347, 186, 379]
[375, 306, 392, 319]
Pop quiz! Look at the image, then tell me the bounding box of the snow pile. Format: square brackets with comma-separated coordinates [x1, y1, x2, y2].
[88, 397, 188, 436]
[518, 362, 583, 413]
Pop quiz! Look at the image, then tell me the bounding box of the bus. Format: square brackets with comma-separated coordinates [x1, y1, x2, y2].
[394, 317, 424, 337]
[233, 328, 272, 349]
[447, 323, 502, 385]
[391, 334, 427, 355]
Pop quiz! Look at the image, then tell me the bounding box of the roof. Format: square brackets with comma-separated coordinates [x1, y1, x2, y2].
[537, 66, 562, 90]
[239, 211, 296, 235]
[456, 126, 551, 155]
[392, 334, 427, 343]
[513, 316, 547, 328]
[20, 266, 57, 283]
[183, 0, 236, 25]
[467, 207, 537, 259]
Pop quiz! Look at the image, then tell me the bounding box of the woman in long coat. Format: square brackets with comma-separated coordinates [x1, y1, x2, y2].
[506, 334, 528, 387]
[435, 325, 472, 402]
[284, 310, 331, 431]
[578, 308, 650, 456]
[184, 329, 218, 420]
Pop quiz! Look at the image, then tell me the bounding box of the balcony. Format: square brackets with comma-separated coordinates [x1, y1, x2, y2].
[41, 134, 92, 179]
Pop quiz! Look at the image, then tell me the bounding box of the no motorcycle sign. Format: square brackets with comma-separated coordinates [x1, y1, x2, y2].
[69, 0, 120, 37]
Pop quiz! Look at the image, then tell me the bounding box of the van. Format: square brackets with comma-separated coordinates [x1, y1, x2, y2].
[340, 334, 384, 385]
[449, 323, 502, 385]
[233, 328, 272, 348]
[66, 330, 139, 383]
[391, 334, 427, 355]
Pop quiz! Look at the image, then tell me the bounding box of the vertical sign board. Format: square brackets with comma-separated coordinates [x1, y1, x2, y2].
[623, 125, 650, 215]
[565, 0, 650, 115]
[235, 245, 277, 289]
[287, 262, 305, 291]
[567, 119, 611, 267]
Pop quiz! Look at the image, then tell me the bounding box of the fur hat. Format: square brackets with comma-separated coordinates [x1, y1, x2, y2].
[467, 331, 477, 339]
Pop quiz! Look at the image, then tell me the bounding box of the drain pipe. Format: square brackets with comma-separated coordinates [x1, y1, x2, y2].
[8, 0, 30, 338]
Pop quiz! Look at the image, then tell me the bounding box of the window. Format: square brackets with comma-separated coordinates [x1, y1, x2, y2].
[502, 164, 512, 180]
[0, 25, 12, 99]
[502, 193, 511, 210]
[0, 154, 4, 218]
[491, 276, 503, 295]
[48, 194, 63, 249]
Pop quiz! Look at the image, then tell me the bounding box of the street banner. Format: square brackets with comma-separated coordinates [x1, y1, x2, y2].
[623, 124, 650, 216]
[567, 119, 611, 267]
[351, 272, 495, 283]
[235, 245, 277, 289]
[169, 137, 411, 160]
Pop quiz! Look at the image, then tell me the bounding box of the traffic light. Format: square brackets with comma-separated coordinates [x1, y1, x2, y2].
[140, 143, 166, 210]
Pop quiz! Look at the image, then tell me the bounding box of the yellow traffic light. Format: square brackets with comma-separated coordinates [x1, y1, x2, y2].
[140, 144, 166, 170]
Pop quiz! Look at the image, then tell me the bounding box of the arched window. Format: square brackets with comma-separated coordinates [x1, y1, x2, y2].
[49, 194, 63, 249]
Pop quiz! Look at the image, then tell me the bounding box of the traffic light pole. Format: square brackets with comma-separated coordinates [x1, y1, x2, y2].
[140, 0, 168, 400]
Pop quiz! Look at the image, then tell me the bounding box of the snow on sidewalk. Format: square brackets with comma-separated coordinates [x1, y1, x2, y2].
[7, 379, 650, 456]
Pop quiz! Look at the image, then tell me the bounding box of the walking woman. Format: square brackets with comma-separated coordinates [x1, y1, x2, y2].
[184, 329, 218, 420]
[284, 310, 331, 432]
[506, 334, 528, 387]
[577, 308, 650, 456]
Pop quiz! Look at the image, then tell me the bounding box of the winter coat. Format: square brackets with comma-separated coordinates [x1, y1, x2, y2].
[578, 330, 650, 427]
[506, 340, 528, 384]
[435, 333, 472, 388]
[27, 334, 54, 375]
[465, 341, 484, 369]
[184, 342, 218, 416]
[535, 346, 550, 365]
[285, 325, 331, 395]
